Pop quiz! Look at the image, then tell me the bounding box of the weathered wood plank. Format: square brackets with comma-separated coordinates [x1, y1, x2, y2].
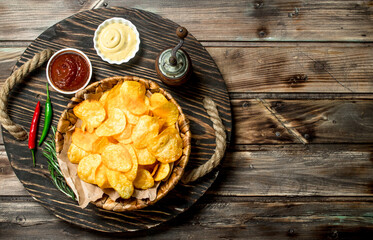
[208, 45, 373, 93]
[0, 48, 24, 84]
[2, 45, 373, 94]
[0, 145, 26, 195]
[233, 99, 373, 144]
[0, 0, 102, 41]
[214, 144, 373, 196]
[1, 0, 372, 42]
[2, 145, 373, 197]
[0, 196, 372, 239]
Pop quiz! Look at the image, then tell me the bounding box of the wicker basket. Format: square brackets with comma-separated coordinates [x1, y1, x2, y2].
[56, 76, 191, 211]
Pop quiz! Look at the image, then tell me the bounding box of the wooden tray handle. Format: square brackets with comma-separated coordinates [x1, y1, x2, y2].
[0, 49, 53, 141]
[182, 97, 227, 183]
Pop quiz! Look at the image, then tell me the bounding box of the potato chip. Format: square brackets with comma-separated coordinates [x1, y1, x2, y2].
[145, 96, 150, 107]
[121, 144, 138, 181]
[129, 99, 148, 116]
[107, 136, 119, 144]
[77, 154, 102, 184]
[139, 162, 157, 173]
[121, 81, 145, 98]
[154, 163, 171, 181]
[92, 137, 112, 154]
[101, 144, 132, 172]
[99, 90, 110, 113]
[107, 93, 139, 125]
[105, 81, 146, 119]
[119, 138, 133, 144]
[106, 168, 134, 199]
[67, 143, 90, 164]
[150, 93, 168, 109]
[151, 164, 159, 176]
[95, 164, 111, 189]
[105, 82, 123, 111]
[73, 100, 106, 132]
[152, 101, 179, 127]
[147, 127, 183, 163]
[135, 147, 156, 165]
[120, 81, 148, 115]
[122, 109, 139, 125]
[96, 108, 126, 137]
[163, 162, 174, 181]
[132, 115, 160, 149]
[133, 169, 154, 190]
[113, 124, 133, 143]
[72, 128, 99, 152]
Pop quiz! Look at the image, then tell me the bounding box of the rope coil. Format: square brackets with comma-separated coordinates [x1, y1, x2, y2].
[0, 49, 53, 140]
[182, 97, 227, 183]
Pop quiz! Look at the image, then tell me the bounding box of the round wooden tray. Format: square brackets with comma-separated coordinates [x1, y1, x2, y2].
[3, 7, 232, 232]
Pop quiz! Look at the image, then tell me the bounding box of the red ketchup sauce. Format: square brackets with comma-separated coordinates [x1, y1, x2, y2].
[48, 52, 90, 91]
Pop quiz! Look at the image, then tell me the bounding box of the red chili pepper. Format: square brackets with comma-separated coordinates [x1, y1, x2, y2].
[29, 101, 41, 166]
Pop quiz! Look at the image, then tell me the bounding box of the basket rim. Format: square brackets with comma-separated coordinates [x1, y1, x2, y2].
[56, 75, 191, 211]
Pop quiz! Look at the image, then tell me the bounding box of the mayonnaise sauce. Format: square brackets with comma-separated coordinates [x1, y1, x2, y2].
[97, 22, 138, 61]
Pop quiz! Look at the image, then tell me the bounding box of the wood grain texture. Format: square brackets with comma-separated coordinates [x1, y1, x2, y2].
[0, 48, 24, 82]
[2, 44, 373, 95]
[2, 144, 373, 197]
[104, 0, 373, 42]
[0, 0, 102, 41]
[1, 196, 372, 239]
[2, 7, 231, 232]
[216, 144, 373, 196]
[209, 45, 373, 93]
[0, 146, 26, 196]
[233, 99, 373, 144]
[1, 0, 372, 42]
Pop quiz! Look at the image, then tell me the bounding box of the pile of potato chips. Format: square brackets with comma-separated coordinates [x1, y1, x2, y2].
[67, 80, 183, 199]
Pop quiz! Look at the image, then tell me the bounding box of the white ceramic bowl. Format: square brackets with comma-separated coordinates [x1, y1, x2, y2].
[46, 48, 92, 95]
[93, 18, 140, 64]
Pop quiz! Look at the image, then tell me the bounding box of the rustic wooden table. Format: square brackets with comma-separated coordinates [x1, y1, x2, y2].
[1, 1, 373, 239]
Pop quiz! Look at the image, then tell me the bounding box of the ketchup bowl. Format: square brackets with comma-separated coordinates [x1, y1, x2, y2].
[46, 48, 92, 95]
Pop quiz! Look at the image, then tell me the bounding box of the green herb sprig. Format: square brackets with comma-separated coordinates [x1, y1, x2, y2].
[42, 126, 75, 200]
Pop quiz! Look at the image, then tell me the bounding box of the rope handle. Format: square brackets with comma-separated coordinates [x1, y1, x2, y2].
[0, 49, 53, 141]
[182, 97, 227, 184]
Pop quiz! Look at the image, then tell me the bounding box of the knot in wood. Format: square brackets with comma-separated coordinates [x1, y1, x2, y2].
[288, 8, 300, 18]
[330, 230, 339, 239]
[257, 29, 267, 38]
[287, 74, 308, 87]
[287, 228, 295, 236]
[254, 1, 264, 9]
[15, 215, 26, 225]
[313, 60, 328, 72]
